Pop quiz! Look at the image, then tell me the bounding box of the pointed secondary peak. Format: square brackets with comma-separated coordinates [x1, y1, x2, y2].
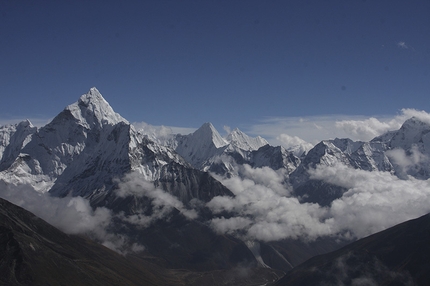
[226, 128, 246, 141]
[226, 128, 268, 151]
[193, 122, 227, 148]
[227, 127, 247, 137]
[228, 127, 244, 135]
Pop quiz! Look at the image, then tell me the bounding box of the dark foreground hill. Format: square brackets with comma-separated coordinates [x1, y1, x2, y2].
[274, 212, 430, 286]
[0, 197, 285, 285]
[0, 197, 184, 286]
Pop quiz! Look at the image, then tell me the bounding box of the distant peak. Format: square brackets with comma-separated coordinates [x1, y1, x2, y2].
[230, 127, 243, 134]
[226, 128, 268, 151]
[193, 122, 227, 148]
[226, 128, 244, 140]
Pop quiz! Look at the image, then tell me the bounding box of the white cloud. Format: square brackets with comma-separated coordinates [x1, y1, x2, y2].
[0, 180, 135, 253]
[223, 125, 231, 135]
[309, 163, 430, 238]
[115, 172, 198, 226]
[246, 108, 430, 146]
[207, 161, 430, 242]
[386, 145, 430, 178]
[335, 117, 397, 141]
[132, 121, 196, 137]
[335, 108, 430, 141]
[247, 115, 340, 146]
[396, 41, 416, 52]
[277, 133, 314, 155]
[0, 181, 111, 235]
[0, 179, 146, 254]
[401, 108, 430, 124]
[397, 41, 409, 49]
[207, 165, 333, 241]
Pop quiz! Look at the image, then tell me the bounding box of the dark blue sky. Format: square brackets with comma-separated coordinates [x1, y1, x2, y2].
[1, 0, 429, 135]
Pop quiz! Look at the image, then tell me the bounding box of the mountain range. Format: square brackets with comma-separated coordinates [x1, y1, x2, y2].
[1, 87, 430, 285]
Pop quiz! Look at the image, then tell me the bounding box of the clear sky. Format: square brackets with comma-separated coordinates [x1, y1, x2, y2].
[1, 0, 429, 144]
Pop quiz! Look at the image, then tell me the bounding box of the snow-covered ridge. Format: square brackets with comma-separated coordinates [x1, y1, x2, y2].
[226, 128, 268, 151]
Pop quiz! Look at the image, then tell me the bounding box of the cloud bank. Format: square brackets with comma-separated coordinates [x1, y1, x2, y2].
[133, 121, 196, 139]
[0, 181, 128, 250]
[207, 162, 430, 242]
[309, 163, 430, 238]
[276, 133, 314, 156]
[246, 108, 430, 149]
[115, 172, 198, 227]
[0, 180, 149, 254]
[335, 108, 430, 142]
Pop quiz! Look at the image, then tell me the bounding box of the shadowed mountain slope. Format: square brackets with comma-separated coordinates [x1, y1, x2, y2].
[0, 197, 180, 286]
[274, 212, 430, 286]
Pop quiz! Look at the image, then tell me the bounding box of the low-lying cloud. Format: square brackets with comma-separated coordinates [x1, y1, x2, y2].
[115, 172, 198, 227]
[277, 133, 314, 156]
[133, 121, 196, 140]
[386, 145, 430, 179]
[207, 162, 430, 242]
[0, 180, 146, 254]
[0, 171, 200, 254]
[310, 163, 430, 238]
[207, 165, 333, 241]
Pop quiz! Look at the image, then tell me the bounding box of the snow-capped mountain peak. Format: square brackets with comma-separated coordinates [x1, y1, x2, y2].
[369, 116, 430, 158]
[65, 87, 128, 129]
[226, 128, 268, 151]
[173, 123, 228, 169]
[390, 117, 430, 148]
[194, 122, 228, 148]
